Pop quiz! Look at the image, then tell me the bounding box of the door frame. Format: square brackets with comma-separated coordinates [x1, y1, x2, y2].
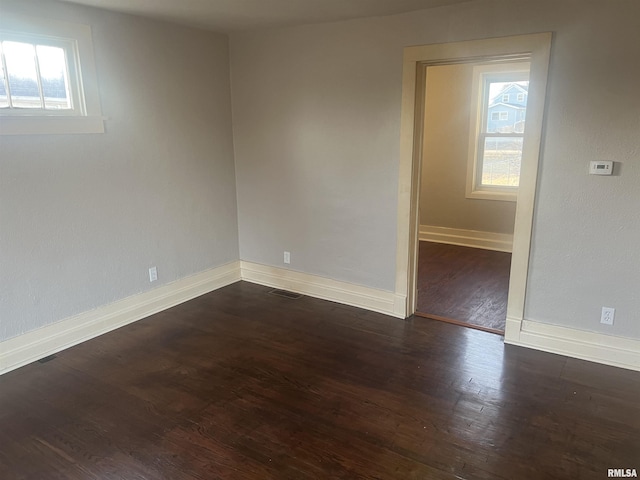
[394, 33, 552, 342]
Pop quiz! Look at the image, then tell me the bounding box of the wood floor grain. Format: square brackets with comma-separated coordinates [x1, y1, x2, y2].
[1, 281, 638, 479]
[417, 241, 511, 332]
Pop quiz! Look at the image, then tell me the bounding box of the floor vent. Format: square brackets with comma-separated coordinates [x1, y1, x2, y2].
[38, 355, 57, 364]
[268, 289, 303, 299]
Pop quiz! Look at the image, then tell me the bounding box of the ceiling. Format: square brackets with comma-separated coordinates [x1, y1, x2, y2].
[57, 0, 474, 33]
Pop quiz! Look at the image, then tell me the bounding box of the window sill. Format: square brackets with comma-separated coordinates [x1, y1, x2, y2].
[0, 115, 105, 135]
[466, 188, 517, 202]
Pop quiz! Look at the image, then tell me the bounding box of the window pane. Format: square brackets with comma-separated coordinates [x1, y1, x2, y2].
[36, 45, 71, 110]
[481, 137, 523, 187]
[3, 41, 42, 108]
[486, 81, 529, 133]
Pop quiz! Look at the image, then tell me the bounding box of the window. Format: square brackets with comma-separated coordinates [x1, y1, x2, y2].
[491, 111, 509, 121]
[466, 62, 530, 201]
[517, 93, 525, 102]
[502, 94, 509, 102]
[1, 39, 75, 112]
[0, 13, 103, 135]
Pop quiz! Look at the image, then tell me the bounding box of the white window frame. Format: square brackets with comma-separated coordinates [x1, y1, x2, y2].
[499, 111, 509, 120]
[502, 93, 509, 102]
[517, 92, 525, 102]
[0, 13, 103, 135]
[466, 62, 530, 202]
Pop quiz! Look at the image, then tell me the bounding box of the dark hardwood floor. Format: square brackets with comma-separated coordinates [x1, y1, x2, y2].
[417, 241, 511, 333]
[1, 281, 638, 479]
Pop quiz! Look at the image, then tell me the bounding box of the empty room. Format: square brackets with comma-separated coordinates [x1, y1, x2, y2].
[1, 0, 638, 479]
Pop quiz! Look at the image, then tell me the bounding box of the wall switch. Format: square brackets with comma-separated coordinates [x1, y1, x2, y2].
[600, 306, 615, 325]
[149, 266, 158, 282]
[589, 161, 613, 175]
[284, 251, 290, 264]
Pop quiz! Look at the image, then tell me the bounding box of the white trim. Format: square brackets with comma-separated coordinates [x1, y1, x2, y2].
[0, 261, 241, 375]
[240, 261, 406, 319]
[465, 187, 518, 202]
[0, 260, 409, 376]
[0, 115, 105, 135]
[419, 225, 513, 252]
[505, 317, 640, 372]
[3, 257, 637, 374]
[396, 33, 553, 339]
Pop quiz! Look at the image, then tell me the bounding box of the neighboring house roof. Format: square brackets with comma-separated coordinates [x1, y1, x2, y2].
[496, 83, 528, 96]
[488, 102, 526, 110]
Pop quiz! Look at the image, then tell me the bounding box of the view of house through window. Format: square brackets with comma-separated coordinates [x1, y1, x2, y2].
[0, 40, 72, 111]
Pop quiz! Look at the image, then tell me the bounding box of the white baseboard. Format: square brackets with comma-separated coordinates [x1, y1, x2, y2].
[240, 261, 406, 319]
[4, 257, 637, 375]
[505, 317, 640, 372]
[0, 260, 406, 376]
[0, 261, 241, 375]
[419, 225, 513, 252]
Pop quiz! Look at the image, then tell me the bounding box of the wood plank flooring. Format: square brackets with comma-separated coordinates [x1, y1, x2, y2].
[417, 241, 511, 332]
[1, 281, 639, 479]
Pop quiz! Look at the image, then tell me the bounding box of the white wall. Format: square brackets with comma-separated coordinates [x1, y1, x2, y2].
[0, 0, 239, 341]
[230, 0, 640, 339]
[420, 63, 516, 234]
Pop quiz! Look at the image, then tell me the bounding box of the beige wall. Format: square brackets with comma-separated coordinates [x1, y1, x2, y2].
[231, 0, 640, 340]
[420, 64, 516, 234]
[0, 0, 239, 341]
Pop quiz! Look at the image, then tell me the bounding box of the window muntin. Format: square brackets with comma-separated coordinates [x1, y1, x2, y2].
[467, 62, 530, 201]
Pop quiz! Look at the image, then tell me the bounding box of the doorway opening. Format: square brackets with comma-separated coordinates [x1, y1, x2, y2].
[394, 34, 552, 343]
[415, 61, 531, 335]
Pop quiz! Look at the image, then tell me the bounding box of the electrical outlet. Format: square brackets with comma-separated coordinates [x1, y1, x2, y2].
[284, 251, 290, 264]
[600, 306, 615, 325]
[149, 266, 158, 282]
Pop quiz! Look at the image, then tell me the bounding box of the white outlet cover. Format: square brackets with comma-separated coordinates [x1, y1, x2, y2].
[600, 306, 615, 325]
[149, 266, 158, 282]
